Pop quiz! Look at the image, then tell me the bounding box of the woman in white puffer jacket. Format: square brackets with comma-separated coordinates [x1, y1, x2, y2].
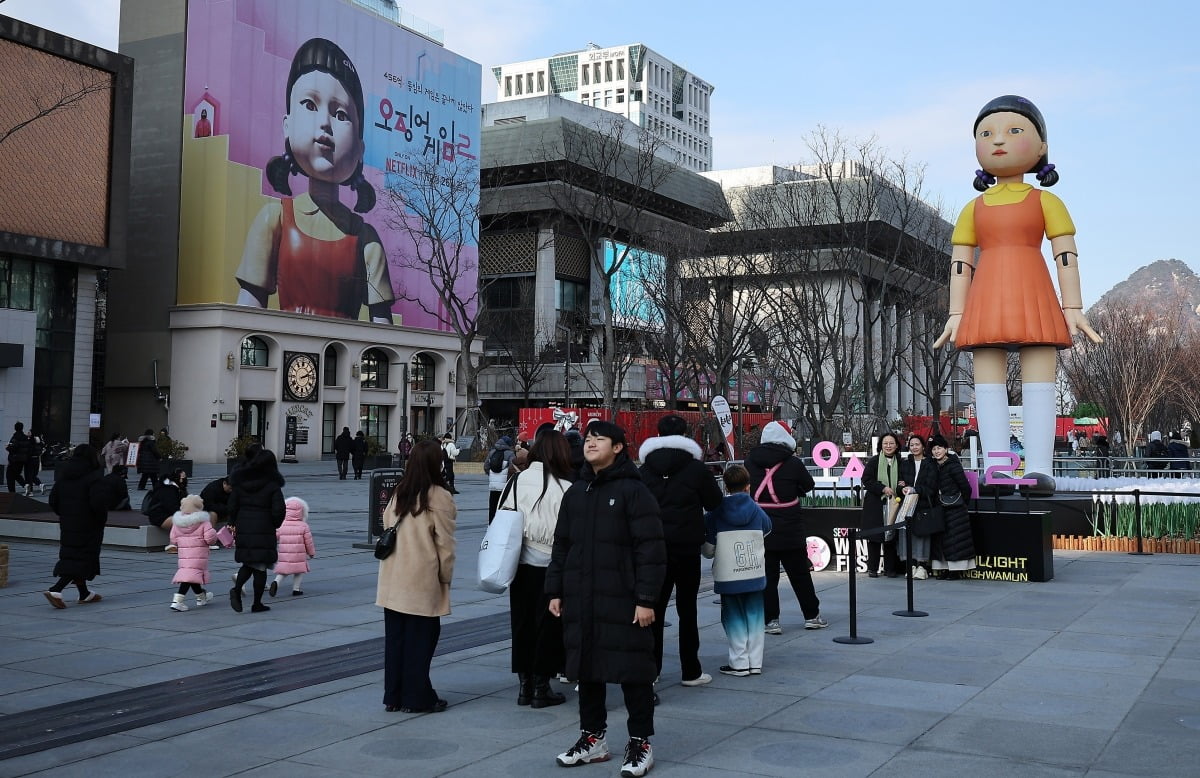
[504, 430, 574, 709]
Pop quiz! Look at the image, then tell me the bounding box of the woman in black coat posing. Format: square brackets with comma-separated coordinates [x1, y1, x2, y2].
[897, 434, 938, 579]
[860, 432, 902, 578]
[44, 445, 108, 607]
[228, 448, 286, 612]
[929, 434, 976, 580]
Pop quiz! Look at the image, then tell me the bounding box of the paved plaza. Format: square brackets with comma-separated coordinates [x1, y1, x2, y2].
[2, 461, 1199, 776]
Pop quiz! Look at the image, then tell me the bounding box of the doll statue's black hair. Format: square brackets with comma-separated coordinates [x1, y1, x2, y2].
[972, 94, 1059, 192]
[265, 37, 375, 212]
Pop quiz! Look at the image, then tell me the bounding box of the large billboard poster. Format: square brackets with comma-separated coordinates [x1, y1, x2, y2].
[179, 0, 481, 329]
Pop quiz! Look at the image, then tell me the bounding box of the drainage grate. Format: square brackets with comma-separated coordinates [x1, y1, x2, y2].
[0, 612, 510, 760]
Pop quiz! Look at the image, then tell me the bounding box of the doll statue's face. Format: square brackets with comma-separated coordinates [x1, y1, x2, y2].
[974, 111, 1047, 179]
[284, 70, 363, 184]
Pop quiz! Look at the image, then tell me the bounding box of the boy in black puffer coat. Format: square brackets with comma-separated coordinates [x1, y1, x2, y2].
[638, 414, 722, 687]
[546, 421, 665, 776]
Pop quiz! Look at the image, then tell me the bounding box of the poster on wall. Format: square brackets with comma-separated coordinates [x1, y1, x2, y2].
[178, 0, 482, 328]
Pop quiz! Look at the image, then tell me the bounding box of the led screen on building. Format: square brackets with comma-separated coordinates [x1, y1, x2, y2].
[0, 37, 115, 249]
[179, 0, 482, 328]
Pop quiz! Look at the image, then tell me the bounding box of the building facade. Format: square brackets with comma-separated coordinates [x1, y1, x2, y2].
[492, 43, 713, 172]
[0, 18, 133, 450]
[105, 0, 481, 463]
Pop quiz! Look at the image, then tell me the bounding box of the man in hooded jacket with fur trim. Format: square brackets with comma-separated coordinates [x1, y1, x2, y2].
[639, 414, 723, 690]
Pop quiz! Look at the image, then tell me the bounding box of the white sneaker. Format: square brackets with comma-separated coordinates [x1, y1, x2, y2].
[804, 616, 829, 630]
[620, 737, 653, 777]
[912, 566, 928, 580]
[680, 672, 712, 687]
[764, 619, 783, 635]
[556, 730, 610, 767]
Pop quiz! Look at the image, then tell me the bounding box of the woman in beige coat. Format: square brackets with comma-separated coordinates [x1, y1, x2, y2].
[376, 439, 457, 713]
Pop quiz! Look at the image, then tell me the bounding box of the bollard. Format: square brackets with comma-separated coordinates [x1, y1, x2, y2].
[834, 527, 873, 645]
[893, 522, 927, 618]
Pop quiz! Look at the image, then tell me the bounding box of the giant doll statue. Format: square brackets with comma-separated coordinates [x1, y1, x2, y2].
[933, 95, 1101, 495]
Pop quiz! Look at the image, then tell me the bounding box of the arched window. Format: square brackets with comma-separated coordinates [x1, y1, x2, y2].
[323, 346, 338, 386]
[240, 336, 268, 367]
[360, 348, 389, 389]
[410, 353, 435, 391]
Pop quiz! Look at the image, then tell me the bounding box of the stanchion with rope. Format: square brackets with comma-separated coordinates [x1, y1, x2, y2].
[833, 526, 874, 645]
[893, 519, 928, 618]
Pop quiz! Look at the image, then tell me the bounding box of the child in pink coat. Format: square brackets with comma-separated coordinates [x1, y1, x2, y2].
[170, 494, 217, 611]
[271, 496, 316, 597]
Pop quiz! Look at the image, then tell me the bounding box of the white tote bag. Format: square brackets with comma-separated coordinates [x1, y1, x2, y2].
[478, 477, 524, 593]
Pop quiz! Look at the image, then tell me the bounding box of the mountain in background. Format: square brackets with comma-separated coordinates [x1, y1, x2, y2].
[1090, 258, 1200, 321]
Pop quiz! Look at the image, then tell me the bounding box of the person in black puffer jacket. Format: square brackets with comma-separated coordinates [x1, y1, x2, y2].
[928, 434, 976, 580]
[546, 420, 665, 770]
[745, 421, 826, 634]
[228, 447, 286, 612]
[638, 414, 723, 687]
[44, 445, 108, 607]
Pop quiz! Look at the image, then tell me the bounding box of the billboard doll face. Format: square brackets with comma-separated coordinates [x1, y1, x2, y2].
[974, 111, 1047, 179]
[284, 70, 364, 185]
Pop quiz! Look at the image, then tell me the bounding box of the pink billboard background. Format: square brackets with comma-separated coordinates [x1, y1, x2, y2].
[182, 0, 481, 330]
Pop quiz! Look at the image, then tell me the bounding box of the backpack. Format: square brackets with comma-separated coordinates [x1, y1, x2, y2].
[753, 463, 800, 509]
[487, 447, 506, 473]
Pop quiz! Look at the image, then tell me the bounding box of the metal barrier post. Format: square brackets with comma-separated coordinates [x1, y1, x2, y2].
[893, 521, 928, 618]
[834, 527, 873, 645]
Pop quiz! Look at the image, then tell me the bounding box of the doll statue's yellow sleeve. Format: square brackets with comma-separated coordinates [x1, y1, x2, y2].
[950, 199, 977, 246]
[1039, 190, 1076, 239]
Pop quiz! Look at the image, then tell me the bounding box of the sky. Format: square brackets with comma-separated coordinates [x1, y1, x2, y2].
[3, 0, 1197, 306]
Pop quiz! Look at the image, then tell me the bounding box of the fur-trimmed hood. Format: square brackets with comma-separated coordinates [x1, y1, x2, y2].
[284, 496, 309, 523]
[171, 509, 211, 528]
[638, 434, 703, 462]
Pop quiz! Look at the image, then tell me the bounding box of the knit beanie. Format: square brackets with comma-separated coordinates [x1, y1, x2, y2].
[760, 421, 796, 450]
[285, 496, 309, 522]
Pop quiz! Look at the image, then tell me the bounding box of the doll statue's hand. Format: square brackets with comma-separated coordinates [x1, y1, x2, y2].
[1064, 308, 1103, 344]
[933, 314, 960, 349]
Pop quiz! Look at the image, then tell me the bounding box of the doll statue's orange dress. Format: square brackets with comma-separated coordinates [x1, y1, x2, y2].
[954, 184, 1073, 351]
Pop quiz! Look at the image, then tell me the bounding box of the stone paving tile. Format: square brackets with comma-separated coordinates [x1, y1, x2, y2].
[876, 747, 1087, 776]
[0, 678, 127, 715]
[755, 698, 947, 746]
[682, 726, 902, 777]
[17, 739, 274, 778]
[857, 651, 1010, 687]
[285, 727, 521, 778]
[1139, 675, 1200, 709]
[1157, 657, 1200, 681]
[1042, 630, 1179, 658]
[915, 712, 1111, 767]
[87, 657, 235, 688]
[119, 702, 272, 740]
[227, 761, 366, 777]
[1018, 644, 1165, 677]
[956, 686, 1131, 731]
[0, 734, 148, 777]
[0, 667, 69, 696]
[809, 673, 982, 714]
[153, 707, 390, 762]
[1092, 730, 1200, 777]
[6, 647, 176, 680]
[1117, 699, 1200, 738]
[0, 636, 88, 664]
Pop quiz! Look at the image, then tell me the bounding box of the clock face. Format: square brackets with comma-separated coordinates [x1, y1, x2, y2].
[285, 353, 318, 401]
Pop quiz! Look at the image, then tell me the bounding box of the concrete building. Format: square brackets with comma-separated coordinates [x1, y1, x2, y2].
[104, 0, 481, 464]
[0, 18, 133, 451]
[492, 43, 714, 173]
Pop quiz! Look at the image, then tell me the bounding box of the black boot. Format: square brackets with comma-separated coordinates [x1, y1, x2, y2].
[517, 673, 533, 706]
[530, 676, 566, 708]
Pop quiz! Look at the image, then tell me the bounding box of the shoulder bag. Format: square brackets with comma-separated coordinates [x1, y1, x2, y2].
[908, 504, 945, 536]
[478, 476, 524, 593]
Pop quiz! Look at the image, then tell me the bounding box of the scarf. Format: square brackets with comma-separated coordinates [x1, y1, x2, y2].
[877, 453, 897, 491]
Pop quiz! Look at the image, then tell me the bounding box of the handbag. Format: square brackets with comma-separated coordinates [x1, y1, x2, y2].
[940, 487, 963, 507]
[374, 523, 397, 560]
[908, 505, 945, 536]
[215, 525, 235, 548]
[478, 477, 524, 593]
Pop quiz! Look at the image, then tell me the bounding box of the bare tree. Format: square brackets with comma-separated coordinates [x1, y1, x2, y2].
[535, 116, 679, 414]
[486, 288, 551, 405]
[1063, 295, 1190, 455]
[0, 65, 110, 146]
[379, 153, 489, 432]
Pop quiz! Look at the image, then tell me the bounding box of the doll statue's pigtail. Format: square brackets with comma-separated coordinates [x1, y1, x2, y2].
[972, 169, 997, 192]
[266, 142, 301, 196]
[1035, 163, 1059, 187]
[347, 162, 376, 213]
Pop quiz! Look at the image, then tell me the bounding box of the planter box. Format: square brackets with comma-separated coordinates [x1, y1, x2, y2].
[1053, 535, 1200, 554]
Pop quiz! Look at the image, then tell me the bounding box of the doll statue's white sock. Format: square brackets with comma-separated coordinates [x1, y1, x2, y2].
[974, 383, 1012, 473]
[1021, 382, 1057, 477]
